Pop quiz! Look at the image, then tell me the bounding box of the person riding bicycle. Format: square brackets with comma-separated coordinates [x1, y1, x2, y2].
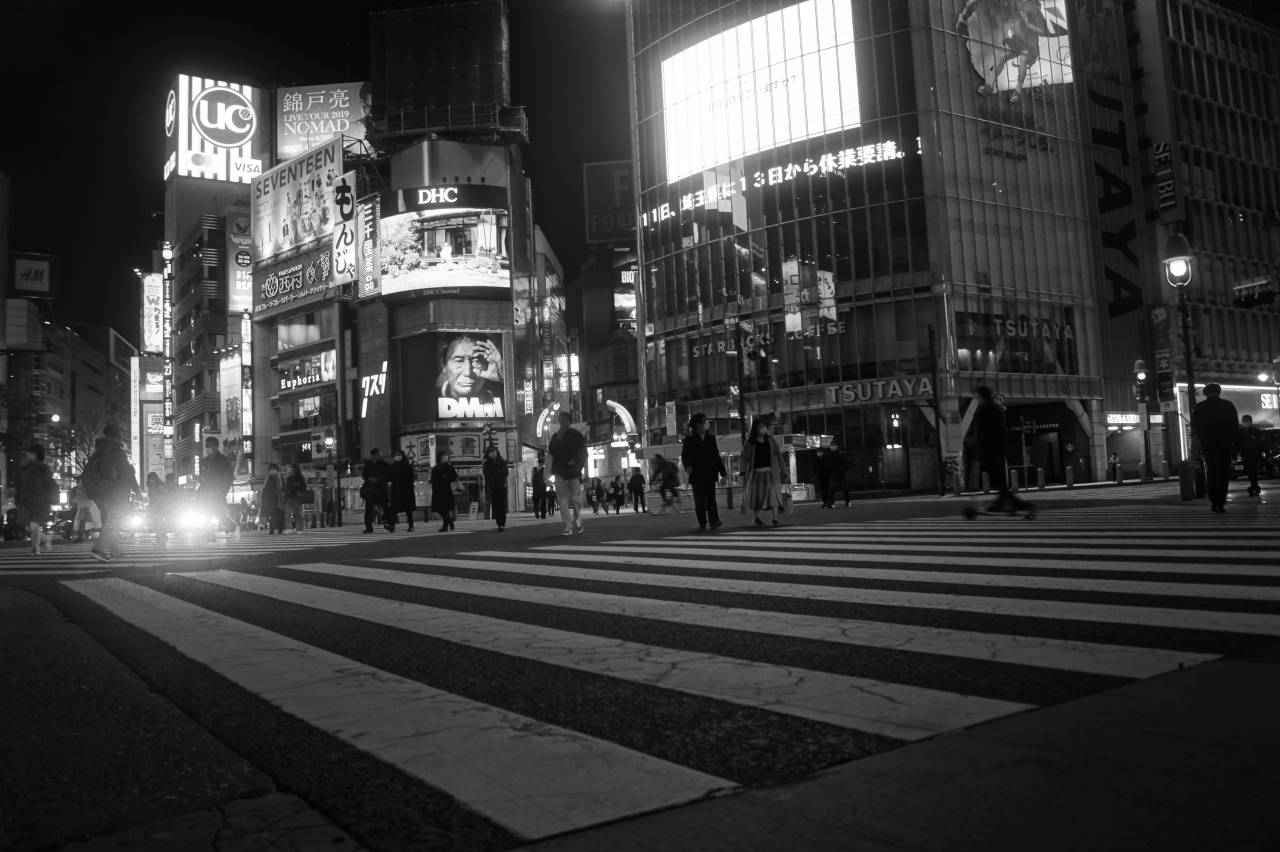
[654, 454, 681, 510]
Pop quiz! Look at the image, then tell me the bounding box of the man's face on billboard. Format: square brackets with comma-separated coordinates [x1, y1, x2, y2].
[443, 338, 488, 398]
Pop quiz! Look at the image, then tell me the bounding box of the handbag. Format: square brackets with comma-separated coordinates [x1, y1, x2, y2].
[450, 480, 465, 495]
[779, 492, 794, 512]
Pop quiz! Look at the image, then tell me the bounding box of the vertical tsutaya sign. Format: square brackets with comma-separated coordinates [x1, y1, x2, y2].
[164, 75, 263, 184]
[141, 274, 164, 353]
[276, 82, 370, 161]
[331, 171, 358, 287]
[357, 199, 380, 298]
[251, 139, 342, 263]
[226, 209, 253, 312]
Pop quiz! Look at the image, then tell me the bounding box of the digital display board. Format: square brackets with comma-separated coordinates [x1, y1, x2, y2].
[164, 75, 263, 184]
[276, 82, 371, 161]
[661, 0, 860, 182]
[401, 330, 508, 423]
[379, 185, 510, 297]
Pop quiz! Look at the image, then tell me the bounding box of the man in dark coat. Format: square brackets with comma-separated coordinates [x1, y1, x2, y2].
[531, 457, 547, 519]
[1238, 415, 1265, 497]
[386, 449, 417, 532]
[813, 446, 833, 508]
[627, 467, 647, 513]
[1191, 383, 1239, 512]
[827, 440, 850, 506]
[972, 386, 1029, 513]
[361, 448, 392, 532]
[680, 412, 727, 530]
[199, 436, 238, 542]
[547, 412, 587, 535]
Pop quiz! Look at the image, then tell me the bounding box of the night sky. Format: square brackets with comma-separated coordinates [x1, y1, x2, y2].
[0, 0, 631, 349]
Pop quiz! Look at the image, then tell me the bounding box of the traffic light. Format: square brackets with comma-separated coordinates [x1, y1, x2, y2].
[1233, 278, 1275, 309]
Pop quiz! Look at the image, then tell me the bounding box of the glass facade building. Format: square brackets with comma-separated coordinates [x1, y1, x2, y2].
[630, 0, 1157, 490]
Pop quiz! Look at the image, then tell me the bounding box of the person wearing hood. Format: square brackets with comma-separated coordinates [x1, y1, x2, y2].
[387, 449, 418, 532]
[482, 445, 510, 532]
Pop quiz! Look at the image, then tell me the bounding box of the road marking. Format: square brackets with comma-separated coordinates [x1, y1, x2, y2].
[476, 549, 1280, 601]
[62, 576, 730, 839]
[382, 556, 1280, 636]
[183, 570, 1028, 740]
[271, 563, 1215, 679]
[554, 544, 1280, 577]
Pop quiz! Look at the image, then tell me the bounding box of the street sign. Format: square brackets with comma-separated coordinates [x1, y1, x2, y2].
[1160, 400, 1177, 412]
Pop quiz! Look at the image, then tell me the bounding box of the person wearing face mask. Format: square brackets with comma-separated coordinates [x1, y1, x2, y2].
[387, 449, 418, 532]
[482, 444, 510, 531]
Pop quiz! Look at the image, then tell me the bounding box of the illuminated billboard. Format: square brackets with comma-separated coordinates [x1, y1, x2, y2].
[251, 139, 342, 263]
[225, 208, 253, 312]
[163, 75, 264, 184]
[141, 274, 163, 354]
[661, 0, 860, 182]
[379, 184, 510, 297]
[330, 171, 358, 288]
[253, 245, 332, 317]
[277, 82, 371, 161]
[955, 0, 1071, 100]
[401, 330, 508, 423]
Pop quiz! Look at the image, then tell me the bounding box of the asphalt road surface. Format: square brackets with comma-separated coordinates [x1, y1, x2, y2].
[3, 484, 1278, 851]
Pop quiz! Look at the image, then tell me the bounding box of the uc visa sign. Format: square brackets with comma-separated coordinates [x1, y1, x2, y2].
[163, 74, 266, 185]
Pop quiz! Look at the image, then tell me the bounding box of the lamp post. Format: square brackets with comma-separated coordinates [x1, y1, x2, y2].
[1163, 233, 1205, 500]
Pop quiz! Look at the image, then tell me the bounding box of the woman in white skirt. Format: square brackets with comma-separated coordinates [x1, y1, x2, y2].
[739, 419, 789, 527]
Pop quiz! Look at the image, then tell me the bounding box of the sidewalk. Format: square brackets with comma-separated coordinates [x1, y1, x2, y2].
[519, 647, 1280, 852]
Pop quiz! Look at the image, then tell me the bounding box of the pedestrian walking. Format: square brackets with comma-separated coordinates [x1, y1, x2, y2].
[361, 448, 391, 533]
[84, 427, 140, 562]
[628, 467, 647, 513]
[972, 386, 1032, 514]
[16, 443, 56, 556]
[547, 410, 587, 535]
[531, 458, 547, 518]
[1108, 453, 1121, 480]
[739, 419, 788, 527]
[387, 449, 418, 531]
[260, 463, 286, 534]
[587, 477, 600, 514]
[545, 483, 558, 515]
[284, 464, 308, 533]
[482, 445, 509, 531]
[70, 478, 99, 543]
[199, 436, 239, 542]
[1191, 382, 1239, 513]
[827, 440, 850, 506]
[813, 445, 833, 508]
[681, 412, 727, 530]
[145, 472, 172, 547]
[1238, 415, 1264, 497]
[430, 450, 459, 531]
[608, 476, 625, 513]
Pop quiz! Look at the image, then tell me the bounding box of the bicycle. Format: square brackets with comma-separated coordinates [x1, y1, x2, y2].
[654, 487, 686, 514]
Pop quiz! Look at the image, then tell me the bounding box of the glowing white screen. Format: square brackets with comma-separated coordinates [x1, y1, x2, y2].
[661, 0, 860, 183]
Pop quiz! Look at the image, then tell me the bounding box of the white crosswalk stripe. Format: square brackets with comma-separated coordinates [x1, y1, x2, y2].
[57, 501, 1280, 843]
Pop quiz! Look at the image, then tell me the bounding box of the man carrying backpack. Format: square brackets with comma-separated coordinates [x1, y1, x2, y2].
[199, 436, 239, 542]
[84, 425, 140, 562]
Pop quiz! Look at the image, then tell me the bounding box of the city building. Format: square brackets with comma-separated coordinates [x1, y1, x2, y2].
[246, 0, 566, 514]
[1128, 0, 1280, 469]
[625, 0, 1222, 492]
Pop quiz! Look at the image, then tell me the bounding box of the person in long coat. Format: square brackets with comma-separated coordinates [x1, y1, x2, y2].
[17, 443, 55, 556]
[430, 450, 459, 532]
[481, 445, 509, 531]
[259, 463, 285, 534]
[739, 419, 789, 527]
[387, 449, 418, 532]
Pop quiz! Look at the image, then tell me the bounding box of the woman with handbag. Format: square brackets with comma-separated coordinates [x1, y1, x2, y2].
[430, 450, 460, 532]
[16, 443, 56, 556]
[611, 475, 627, 512]
[481, 445, 509, 532]
[260, 463, 285, 535]
[739, 419, 789, 527]
[284, 464, 308, 534]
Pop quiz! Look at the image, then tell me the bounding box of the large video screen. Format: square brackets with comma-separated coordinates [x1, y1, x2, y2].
[380, 208, 510, 296]
[400, 330, 509, 423]
[661, 0, 860, 182]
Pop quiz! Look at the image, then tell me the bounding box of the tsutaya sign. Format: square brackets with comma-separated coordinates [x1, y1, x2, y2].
[824, 376, 933, 406]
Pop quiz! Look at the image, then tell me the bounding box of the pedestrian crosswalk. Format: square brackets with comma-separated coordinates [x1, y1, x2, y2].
[0, 528, 433, 574]
[56, 502, 1280, 846]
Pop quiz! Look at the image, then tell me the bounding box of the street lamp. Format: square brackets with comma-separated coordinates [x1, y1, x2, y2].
[1132, 359, 1151, 480]
[1163, 233, 1204, 500]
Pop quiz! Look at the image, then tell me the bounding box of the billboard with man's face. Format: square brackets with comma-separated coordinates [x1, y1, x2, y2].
[400, 330, 508, 425]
